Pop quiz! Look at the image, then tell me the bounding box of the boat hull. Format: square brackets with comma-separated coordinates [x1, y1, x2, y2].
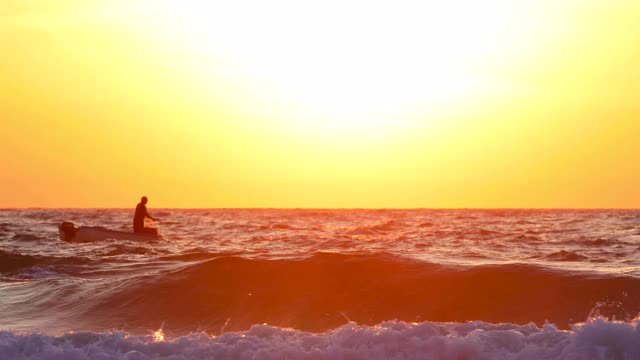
[59, 222, 159, 242]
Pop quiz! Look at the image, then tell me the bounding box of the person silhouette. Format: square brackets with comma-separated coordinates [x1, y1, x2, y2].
[133, 196, 158, 234]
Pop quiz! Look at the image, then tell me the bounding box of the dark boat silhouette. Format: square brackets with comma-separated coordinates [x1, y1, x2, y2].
[59, 222, 159, 242]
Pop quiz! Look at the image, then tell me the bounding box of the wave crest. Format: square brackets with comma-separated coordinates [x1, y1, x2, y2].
[2, 319, 639, 360]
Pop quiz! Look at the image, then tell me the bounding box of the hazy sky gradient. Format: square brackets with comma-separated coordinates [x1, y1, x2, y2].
[1, 0, 639, 208]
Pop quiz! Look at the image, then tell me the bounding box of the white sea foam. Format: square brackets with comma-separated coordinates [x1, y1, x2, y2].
[17, 266, 64, 280]
[1, 319, 639, 360]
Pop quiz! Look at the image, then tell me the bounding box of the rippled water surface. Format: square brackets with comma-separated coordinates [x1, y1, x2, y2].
[3, 209, 640, 267]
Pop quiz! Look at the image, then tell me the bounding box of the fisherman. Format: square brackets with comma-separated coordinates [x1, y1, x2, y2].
[133, 196, 158, 234]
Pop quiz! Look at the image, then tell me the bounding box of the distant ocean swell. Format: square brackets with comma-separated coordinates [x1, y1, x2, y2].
[0, 250, 93, 273]
[2, 251, 639, 334]
[2, 319, 640, 359]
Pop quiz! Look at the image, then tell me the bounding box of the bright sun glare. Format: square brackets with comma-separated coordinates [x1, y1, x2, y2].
[130, 0, 525, 136]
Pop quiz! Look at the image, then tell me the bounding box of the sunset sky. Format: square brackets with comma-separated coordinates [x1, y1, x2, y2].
[1, 0, 639, 208]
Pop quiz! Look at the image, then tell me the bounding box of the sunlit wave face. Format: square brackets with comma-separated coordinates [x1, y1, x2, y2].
[129, 0, 529, 138]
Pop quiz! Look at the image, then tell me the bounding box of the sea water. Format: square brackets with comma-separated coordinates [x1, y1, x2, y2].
[1, 209, 639, 359]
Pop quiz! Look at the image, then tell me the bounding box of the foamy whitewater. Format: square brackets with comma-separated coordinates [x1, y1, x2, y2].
[1, 209, 639, 359]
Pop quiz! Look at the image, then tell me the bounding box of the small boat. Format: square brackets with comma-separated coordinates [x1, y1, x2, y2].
[59, 222, 159, 242]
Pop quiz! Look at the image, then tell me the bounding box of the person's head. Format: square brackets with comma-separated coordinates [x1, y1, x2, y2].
[141, 196, 148, 205]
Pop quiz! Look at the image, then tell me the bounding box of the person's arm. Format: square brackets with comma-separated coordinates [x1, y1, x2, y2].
[144, 207, 156, 221]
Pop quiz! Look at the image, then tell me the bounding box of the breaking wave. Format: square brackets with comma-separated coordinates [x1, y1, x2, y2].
[74, 253, 640, 333]
[2, 319, 640, 360]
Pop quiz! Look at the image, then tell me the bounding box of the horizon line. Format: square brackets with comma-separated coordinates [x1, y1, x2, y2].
[1, 207, 639, 211]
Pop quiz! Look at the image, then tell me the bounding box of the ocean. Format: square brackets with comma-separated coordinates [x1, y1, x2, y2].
[1, 208, 639, 359]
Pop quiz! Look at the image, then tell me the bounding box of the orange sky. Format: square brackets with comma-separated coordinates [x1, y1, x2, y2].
[1, 0, 639, 208]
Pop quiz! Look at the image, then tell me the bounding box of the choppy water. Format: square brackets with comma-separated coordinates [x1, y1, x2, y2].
[1, 209, 640, 359]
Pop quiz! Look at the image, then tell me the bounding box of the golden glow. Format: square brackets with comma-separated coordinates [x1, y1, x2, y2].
[152, 327, 165, 342]
[135, 0, 526, 138]
[1, 0, 640, 208]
